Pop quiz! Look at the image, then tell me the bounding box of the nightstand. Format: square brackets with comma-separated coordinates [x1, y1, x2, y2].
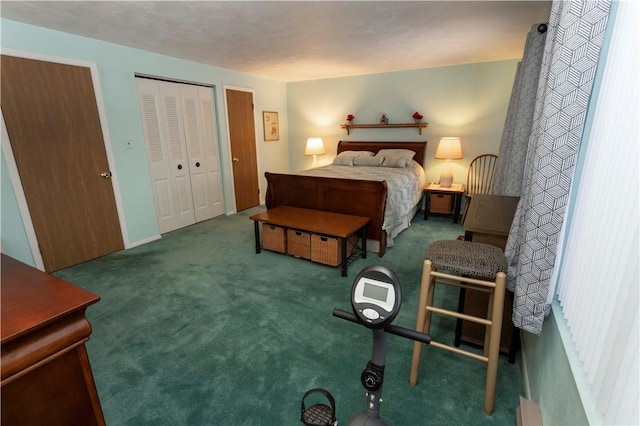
[423, 183, 464, 223]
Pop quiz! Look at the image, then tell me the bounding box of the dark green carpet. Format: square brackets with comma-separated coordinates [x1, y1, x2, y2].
[55, 207, 523, 425]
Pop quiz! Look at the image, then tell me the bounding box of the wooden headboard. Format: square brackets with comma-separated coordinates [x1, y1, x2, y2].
[337, 141, 428, 167]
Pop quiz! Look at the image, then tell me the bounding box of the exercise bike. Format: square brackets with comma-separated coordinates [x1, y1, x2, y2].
[301, 265, 431, 426]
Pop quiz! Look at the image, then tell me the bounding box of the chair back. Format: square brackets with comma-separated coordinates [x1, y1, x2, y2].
[466, 154, 497, 196]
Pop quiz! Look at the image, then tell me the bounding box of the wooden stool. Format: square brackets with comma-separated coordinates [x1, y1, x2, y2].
[409, 239, 507, 415]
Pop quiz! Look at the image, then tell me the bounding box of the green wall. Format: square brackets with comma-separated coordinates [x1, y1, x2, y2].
[286, 60, 519, 182]
[523, 308, 589, 425]
[1, 154, 33, 264]
[1, 18, 288, 266]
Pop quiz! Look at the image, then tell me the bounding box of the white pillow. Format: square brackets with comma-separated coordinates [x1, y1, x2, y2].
[345, 150, 375, 157]
[353, 155, 384, 167]
[375, 149, 416, 168]
[382, 158, 407, 167]
[333, 154, 354, 166]
[332, 150, 375, 166]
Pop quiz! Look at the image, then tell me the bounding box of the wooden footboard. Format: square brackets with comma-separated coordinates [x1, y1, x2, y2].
[264, 172, 388, 256]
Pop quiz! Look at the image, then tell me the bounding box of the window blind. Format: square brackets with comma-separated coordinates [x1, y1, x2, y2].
[555, 2, 639, 424]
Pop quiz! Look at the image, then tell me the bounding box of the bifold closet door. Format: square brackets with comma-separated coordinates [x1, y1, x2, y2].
[197, 86, 225, 220]
[136, 78, 223, 234]
[137, 78, 194, 233]
[180, 85, 224, 222]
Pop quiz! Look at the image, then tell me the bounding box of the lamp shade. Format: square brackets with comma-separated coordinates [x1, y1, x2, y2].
[305, 137, 325, 156]
[434, 137, 463, 160]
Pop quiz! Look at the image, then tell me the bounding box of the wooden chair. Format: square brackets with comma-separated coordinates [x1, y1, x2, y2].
[410, 239, 507, 415]
[462, 154, 498, 223]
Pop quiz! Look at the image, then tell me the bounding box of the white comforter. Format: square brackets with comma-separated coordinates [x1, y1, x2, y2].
[297, 161, 426, 234]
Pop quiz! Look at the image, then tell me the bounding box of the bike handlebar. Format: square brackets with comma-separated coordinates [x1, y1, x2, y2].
[332, 308, 431, 345]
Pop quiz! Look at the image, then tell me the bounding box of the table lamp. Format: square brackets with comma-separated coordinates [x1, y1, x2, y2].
[434, 137, 462, 187]
[305, 137, 325, 163]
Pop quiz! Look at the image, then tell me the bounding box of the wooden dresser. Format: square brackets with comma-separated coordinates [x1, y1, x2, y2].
[1, 254, 105, 425]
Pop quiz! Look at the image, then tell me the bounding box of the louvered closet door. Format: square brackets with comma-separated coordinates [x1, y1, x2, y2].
[197, 86, 225, 218]
[136, 78, 193, 233]
[137, 78, 176, 233]
[136, 78, 224, 234]
[179, 84, 208, 221]
[179, 85, 225, 221]
[158, 81, 196, 229]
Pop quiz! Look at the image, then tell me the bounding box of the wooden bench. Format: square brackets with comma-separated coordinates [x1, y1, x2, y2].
[250, 206, 369, 276]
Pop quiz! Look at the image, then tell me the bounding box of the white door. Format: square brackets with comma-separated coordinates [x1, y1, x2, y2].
[136, 78, 224, 234]
[137, 78, 183, 233]
[179, 85, 224, 221]
[158, 81, 196, 230]
[179, 84, 210, 221]
[197, 86, 225, 218]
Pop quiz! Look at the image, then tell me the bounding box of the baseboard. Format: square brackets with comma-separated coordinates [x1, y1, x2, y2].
[517, 330, 541, 425]
[520, 328, 531, 400]
[516, 396, 542, 426]
[128, 234, 161, 248]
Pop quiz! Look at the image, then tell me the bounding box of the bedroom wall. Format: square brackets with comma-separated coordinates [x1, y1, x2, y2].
[523, 308, 589, 425]
[286, 60, 519, 183]
[0, 18, 288, 266]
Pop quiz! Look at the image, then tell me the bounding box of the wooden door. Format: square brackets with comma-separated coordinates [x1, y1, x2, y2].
[225, 89, 259, 211]
[1, 55, 124, 272]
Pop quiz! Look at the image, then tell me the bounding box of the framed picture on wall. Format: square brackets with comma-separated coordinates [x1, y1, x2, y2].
[262, 111, 279, 141]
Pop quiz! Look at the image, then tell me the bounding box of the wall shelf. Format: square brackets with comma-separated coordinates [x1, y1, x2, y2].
[340, 122, 428, 135]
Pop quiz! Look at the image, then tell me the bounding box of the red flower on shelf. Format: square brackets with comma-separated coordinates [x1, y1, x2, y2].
[346, 114, 355, 122]
[412, 112, 423, 120]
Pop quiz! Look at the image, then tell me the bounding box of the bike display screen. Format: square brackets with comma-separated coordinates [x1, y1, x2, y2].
[362, 282, 389, 302]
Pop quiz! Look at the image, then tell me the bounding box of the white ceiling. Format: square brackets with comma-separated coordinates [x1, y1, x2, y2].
[1, 1, 552, 82]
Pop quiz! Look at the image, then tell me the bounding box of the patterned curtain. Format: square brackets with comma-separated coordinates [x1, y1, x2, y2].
[505, 0, 612, 334]
[492, 24, 547, 197]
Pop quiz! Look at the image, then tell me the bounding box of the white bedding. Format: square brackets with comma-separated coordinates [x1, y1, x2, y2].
[298, 161, 426, 247]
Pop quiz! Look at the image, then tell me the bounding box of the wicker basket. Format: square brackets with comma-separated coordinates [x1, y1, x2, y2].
[430, 193, 452, 214]
[311, 233, 357, 266]
[287, 229, 311, 259]
[262, 224, 286, 253]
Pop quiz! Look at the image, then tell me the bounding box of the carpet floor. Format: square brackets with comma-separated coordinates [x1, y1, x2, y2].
[54, 207, 524, 425]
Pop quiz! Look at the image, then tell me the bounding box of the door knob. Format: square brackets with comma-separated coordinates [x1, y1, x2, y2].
[100, 171, 112, 179]
[233, 157, 239, 162]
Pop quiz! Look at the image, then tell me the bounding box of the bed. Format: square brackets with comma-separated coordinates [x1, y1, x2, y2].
[264, 141, 427, 256]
